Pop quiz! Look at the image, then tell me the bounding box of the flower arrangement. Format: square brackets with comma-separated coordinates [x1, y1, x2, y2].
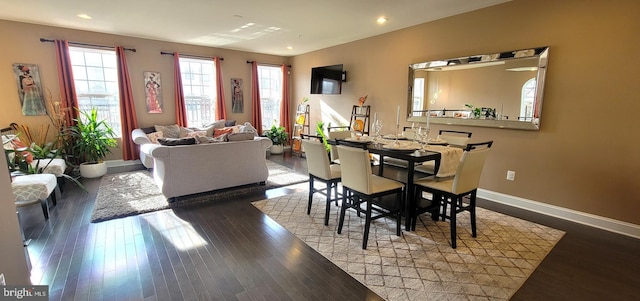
[358, 95, 368, 106]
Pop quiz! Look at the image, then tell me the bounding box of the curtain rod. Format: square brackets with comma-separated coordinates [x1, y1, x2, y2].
[40, 38, 136, 52]
[161, 51, 223, 60]
[246, 60, 291, 68]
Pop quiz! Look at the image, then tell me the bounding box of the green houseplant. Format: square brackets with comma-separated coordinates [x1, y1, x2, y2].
[64, 108, 117, 178]
[265, 124, 288, 154]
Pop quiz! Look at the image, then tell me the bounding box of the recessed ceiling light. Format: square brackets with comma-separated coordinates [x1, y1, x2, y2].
[377, 17, 388, 24]
[77, 14, 92, 20]
[286, 46, 293, 50]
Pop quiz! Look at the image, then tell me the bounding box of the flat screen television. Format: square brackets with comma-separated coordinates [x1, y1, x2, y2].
[310, 64, 343, 94]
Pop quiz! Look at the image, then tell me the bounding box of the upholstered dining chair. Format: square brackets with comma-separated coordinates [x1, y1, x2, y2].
[301, 139, 342, 226]
[412, 141, 493, 248]
[327, 130, 353, 164]
[336, 145, 404, 249]
[437, 130, 472, 148]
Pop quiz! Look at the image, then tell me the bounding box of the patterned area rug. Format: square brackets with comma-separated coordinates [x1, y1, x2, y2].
[91, 161, 308, 223]
[253, 185, 565, 301]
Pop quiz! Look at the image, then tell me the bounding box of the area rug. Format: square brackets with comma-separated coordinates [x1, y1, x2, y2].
[91, 161, 308, 223]
[252, 186, 565, 301]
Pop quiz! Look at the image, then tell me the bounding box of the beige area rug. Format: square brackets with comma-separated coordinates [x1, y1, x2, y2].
[253, 185, 565, 301]
[91, 161, 308, 223]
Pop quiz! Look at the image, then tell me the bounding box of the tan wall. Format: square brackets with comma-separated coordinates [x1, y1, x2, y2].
[0, 20, 289, 160]
[291, 0, 640, 225]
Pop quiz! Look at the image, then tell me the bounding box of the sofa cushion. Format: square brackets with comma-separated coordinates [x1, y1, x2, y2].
[227, 132, 255, 142]
[225, 120, 237, 126]
[141, 126, 156, 134]
[185, 130, 208, 140]
[197, 134, 228, 144]
[239, 122, 259, 137]
[180, 126, 214, 138]
[213, 127, 234, 137]
[155, 124, 180, 138]
[157, 137, 196, 146]
[146, 131, 164, 144]
[202, 120, 227, 129]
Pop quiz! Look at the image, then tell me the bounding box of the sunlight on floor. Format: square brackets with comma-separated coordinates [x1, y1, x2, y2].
[143, 212, 208, 251]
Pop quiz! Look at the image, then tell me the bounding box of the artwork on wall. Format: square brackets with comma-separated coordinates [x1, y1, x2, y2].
[13, 63, 46, 116]
[144, 71, 163, 113]
[231, 78, 243, 113]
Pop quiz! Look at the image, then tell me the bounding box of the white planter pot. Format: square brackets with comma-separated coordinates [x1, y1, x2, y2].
[79, 161, 108, 178]
[270, 144, 284, 155]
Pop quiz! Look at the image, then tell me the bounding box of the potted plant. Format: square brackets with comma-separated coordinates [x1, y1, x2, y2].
[265, 124, 288, 154]
[64, 108, 117, 178]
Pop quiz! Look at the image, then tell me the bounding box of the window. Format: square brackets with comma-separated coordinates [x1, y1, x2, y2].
[258, 65, 283, 132]
[69, 47, 122, 137]
[412, 78, 425, 116]
[179, 57, 216, 127]
[520, 78, 536, 120]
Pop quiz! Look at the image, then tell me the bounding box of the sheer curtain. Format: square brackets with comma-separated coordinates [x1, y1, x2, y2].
[54, 39, 78, 126]
[214, 56, 227, 120]
[173, 52, 187, 127]
[250, 61, 262, 133]
[279, 64, 291, 137]
[116, 46, 139, 161]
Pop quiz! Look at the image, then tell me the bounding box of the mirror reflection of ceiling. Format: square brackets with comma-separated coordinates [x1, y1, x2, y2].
[408, 47, 549, 130]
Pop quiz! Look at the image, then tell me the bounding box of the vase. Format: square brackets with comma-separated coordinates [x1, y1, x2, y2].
[79, 161, 108, 178]
[270, 144, 284, 155]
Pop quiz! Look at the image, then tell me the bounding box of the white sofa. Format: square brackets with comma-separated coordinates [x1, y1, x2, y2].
[131, 128, 272, 200]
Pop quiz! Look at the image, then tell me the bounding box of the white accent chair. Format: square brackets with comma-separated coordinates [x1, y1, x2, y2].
[301, 140, 341, 226]
[12, 173, 60, 219]
[336, 145, 404, 249]
[412, 141, 493, 248]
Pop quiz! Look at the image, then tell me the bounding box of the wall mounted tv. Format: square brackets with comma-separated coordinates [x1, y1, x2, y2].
[310, 64, 344, 94]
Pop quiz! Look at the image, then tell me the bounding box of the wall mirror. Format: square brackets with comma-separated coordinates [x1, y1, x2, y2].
[407, 46, 549, 130]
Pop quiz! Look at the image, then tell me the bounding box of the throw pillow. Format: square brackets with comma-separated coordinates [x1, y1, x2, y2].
[239, 122, 259, 137]
[213, 127, 234, 137]
[146, 131, 164, 144]
[185, 130, 208, 139]
[227, 132, 255, 142]
[197, 134, 228, 144]
[155, 124, 180, 138]
[202, 119, 226, 129]
[225, 120, 237, 127]
[157, 137, 196, 146]
[180, 126, 215, 138]
[141, 126, 156, 134]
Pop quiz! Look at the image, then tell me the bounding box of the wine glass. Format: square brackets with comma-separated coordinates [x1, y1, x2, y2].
[373, 120, 383, 142]
[416, 126, 430, 150]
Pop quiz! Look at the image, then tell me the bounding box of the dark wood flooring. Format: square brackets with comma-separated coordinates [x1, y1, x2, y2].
[16, 151, 640, 300]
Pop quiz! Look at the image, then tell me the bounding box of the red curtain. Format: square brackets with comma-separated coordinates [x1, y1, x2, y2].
[279, 64, 291, 138]
[173, 53, 188, 127]
[214, 57, 227, 120]
[54, 40, 78, 126]
[250, 61, 263, 133]
[116, 46, 139, 161]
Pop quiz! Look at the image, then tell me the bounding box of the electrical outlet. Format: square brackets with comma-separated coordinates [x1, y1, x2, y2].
[506, 170, 516, 181]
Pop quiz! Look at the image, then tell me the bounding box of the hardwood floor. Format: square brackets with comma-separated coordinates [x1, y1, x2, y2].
[17, 152, 640, 300]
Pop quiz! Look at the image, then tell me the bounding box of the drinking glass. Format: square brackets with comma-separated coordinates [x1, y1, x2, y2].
[416, 126, 430, 150]
[373, 120, 383, 142]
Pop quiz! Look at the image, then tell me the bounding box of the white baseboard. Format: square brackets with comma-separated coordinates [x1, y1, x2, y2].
[478, 189, 640, 240]
[106, 159, 142, 168]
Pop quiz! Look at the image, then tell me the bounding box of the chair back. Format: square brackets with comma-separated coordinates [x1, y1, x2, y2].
[301, 139, 334, 180]
[327, 130, 353, 162]
[337, 145, 373, 194]
[451, 143, 492, 194]
[438, 129, 472, 148]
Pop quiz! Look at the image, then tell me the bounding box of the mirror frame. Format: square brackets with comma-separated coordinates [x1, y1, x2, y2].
[407, 46, 549, 130]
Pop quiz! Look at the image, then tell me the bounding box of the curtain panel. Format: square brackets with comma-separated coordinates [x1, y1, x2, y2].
[250, 61, 262, 133]
[173, 53, 188, 127]
[214, 57, 227, 120]
[54, 39, 79, 126]
[279, 64, 291, 138]
[115, 46, 139, 161]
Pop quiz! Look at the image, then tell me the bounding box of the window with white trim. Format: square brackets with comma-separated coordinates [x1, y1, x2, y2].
[69, 47, 122, 137]
[520, 78, 536, 120]
[179, 57, 216, 127]
[258, 65, 283, 132]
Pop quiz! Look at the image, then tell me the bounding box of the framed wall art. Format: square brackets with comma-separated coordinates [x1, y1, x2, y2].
[13, 63, 46, 116]
[231, 78, 243, 113]
[144, 71, 163, 113]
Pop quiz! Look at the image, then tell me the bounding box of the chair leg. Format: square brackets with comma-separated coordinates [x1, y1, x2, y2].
[470, 190, 477, 238]
[40, 198, 49, 219]
[337, 189, 348, 234]
[450, 196, 457, 249]
[51, 185, 61, 206]
[307, 177, 314, 215]
[396, 190, 402, 236]
[324, 183, 332, 226]
[362, 199, 372, 249]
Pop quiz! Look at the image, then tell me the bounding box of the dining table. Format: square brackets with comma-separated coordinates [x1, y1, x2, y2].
[329, 137, 461, 230]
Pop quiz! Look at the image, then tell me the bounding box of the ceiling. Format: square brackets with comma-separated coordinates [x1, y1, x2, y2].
[0, 0, 510, 56]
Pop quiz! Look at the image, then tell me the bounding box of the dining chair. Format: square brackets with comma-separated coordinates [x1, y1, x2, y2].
[327, 130, 353, 164]
[412, 141, 493, 248]
[437, 130, 472, 148]
[336, 145, 404, 249]
[301, 139, 342, 226]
